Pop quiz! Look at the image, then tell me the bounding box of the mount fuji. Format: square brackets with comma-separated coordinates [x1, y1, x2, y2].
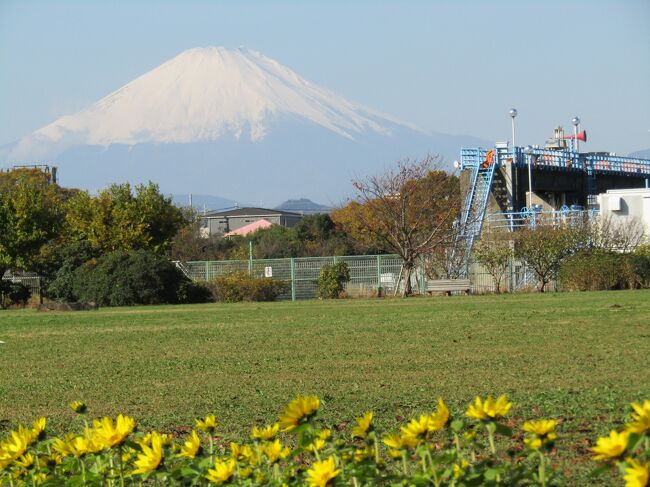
[2, 47, 488, 203]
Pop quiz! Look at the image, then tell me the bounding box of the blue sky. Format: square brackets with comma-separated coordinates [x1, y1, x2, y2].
[1, 0, 649, 154]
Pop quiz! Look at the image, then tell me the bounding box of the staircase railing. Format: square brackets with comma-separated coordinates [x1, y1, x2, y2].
[454, 149, 499, 276]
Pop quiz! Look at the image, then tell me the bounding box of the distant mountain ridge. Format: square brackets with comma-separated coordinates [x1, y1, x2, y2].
[629, 148, 650, 159]
[275, 198, 331, 214]
[2, 46, 490, 202]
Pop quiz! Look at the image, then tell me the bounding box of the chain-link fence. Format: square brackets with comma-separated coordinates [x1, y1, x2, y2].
[185, 255, 406, 300]
[183, 254, 548, 300]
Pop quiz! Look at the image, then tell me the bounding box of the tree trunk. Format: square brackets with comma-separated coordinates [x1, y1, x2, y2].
[401, 261, 414, 297]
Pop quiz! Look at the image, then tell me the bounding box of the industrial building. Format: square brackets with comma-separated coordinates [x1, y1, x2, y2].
[200, 207, 303, 236]
[457, 122, 650, 268]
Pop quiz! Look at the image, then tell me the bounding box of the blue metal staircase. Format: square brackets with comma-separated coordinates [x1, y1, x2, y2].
[456, 149, 499, 275]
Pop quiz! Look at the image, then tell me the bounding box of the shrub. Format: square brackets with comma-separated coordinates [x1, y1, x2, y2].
[176, 279, 213, 304]
[72, 250, 187, 307]
[559, 251, 650, 291]
[631, 249, 650, 288]
[317, 261, 350, 299]
[559, 251, 632, 291]
[43, 241, 98, 301]
[204, 272, 288, 302]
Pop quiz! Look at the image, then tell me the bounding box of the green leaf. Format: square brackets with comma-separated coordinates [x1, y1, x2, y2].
[484, 468, 500, 481]
[415, 444, 429, 456]
[589, 464, 611, 478]
[494, 423, 512, 437]
[450, 419, 464, 432]
[626, 432, 643, 452]
[124, 439, 141, 451]
[180, 466, 200, 478]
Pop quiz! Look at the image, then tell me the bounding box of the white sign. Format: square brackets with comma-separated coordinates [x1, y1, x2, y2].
[264, 266, 273, 278]
[380, 273, 395, 285]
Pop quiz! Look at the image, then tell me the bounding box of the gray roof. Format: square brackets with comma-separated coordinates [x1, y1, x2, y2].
[203, 207, 302, 218]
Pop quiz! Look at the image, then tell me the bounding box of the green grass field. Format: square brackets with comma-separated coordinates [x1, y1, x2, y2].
[1, 291, 649, 480]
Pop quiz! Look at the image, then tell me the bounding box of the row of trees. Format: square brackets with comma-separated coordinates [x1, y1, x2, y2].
[9, 156, 643, 302]
[0, 168, 188, 305]
[171, 213, 363, 262]
[2, 157, 462, 301]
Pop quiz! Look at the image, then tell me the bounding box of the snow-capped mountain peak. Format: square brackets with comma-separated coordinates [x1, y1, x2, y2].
[4, 46, 489, 203]
[20, 46, 419, 155]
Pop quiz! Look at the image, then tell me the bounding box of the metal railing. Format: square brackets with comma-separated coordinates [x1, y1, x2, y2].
[1, 275, 41, 296]
[484, 207, 599, 232]
[461, 146, 650, 177]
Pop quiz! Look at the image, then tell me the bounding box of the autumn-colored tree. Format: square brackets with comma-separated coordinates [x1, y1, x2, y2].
[330, 202, 387, 255]
[333, 156, 460, 296]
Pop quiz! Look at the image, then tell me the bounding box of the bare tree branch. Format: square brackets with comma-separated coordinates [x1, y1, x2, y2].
[341, 155, 461, 296]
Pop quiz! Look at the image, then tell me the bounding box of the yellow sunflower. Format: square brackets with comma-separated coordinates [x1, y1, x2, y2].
[466, 395, 512, 421]
[591, 430, 629, 462]
[306, 456, 340, 487]
[132, 431, 164, 474]
[279, 395, 320, 431]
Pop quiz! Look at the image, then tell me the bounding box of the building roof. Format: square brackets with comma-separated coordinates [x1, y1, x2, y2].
[224, 219, 273, 237]
[204, 206, 302, 218]
[604, 188, 650, 195]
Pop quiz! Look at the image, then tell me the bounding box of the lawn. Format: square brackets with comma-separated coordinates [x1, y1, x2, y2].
[1, 290, 649, 480]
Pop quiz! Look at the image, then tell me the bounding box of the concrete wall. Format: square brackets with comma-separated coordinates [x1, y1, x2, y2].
[598, 188, 650, 238]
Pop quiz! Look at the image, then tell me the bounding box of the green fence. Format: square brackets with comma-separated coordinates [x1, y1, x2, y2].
[182, 254, 545, 299]
[185, 255, 407, 300]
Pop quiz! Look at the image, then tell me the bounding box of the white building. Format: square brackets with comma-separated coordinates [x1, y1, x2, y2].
[597, 188, 650, 240]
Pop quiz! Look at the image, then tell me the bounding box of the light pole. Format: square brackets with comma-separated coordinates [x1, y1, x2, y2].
[509, 108, 518, 149]
[523, 145, 534, 209]
[571, 116, 580, 152]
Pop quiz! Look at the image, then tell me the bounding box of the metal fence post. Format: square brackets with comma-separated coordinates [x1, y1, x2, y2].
[248, 241, 253, 276]
[205, 261, 210, 281]
[290, 257, 296, 301]
[376, 255, 382, 297]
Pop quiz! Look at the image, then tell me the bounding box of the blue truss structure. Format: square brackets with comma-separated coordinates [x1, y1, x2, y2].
[456, 146, 650, 275]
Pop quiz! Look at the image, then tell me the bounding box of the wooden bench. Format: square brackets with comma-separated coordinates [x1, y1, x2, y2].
[426, 279, 471, 296]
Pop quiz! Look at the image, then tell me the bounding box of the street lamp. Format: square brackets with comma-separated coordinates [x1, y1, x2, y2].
[509, 108, 518, 149]
[523, 145, 534, 209]
[572, 116, 581, 152]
